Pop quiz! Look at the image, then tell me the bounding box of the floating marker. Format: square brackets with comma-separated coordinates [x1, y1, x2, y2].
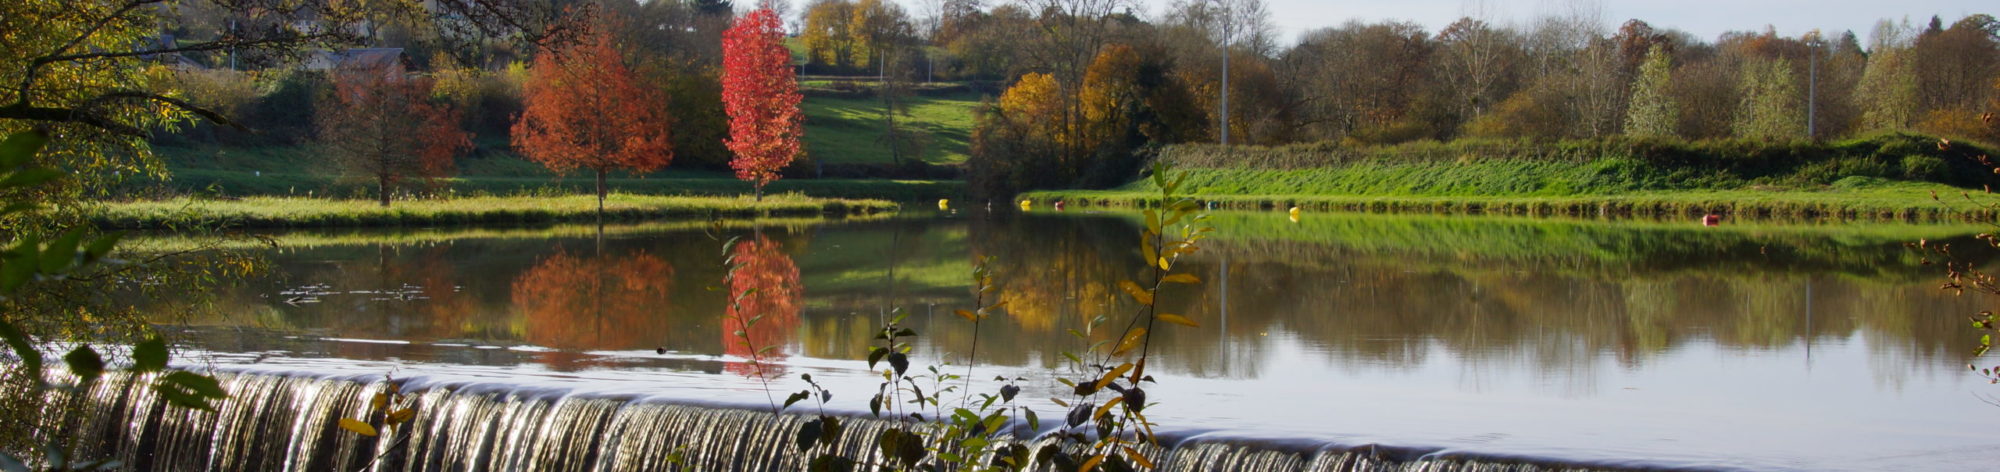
[1288, 206, 1301, 223]
[1054, 201, 1066, 211]
[937, 199, 949, 211]
[1019, 199, 1032, 211]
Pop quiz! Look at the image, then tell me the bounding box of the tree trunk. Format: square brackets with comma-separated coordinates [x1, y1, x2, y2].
[378, 174, 391, 207]
[755, 183, 764, 202]
[595, 169, 607, 217]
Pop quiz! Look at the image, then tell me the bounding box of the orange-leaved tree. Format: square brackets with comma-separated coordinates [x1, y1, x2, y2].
[512, 249, 676, 351]
[722, 235, 802, 378]
[316, 62, 472, 207]
[512, 22, 674, 214]
[722, 8, 805, 201]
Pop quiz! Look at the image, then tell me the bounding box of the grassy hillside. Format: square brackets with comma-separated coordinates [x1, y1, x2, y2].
[801, 90, 982, 165]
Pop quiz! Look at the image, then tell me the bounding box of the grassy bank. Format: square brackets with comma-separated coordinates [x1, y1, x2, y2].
[90, 193, 898, 229]
[1026, 134, 2000, 221]
[156, 168, 964, 201]
[1026, 177, 2000, 221]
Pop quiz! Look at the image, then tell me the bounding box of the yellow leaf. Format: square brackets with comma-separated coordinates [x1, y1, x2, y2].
[386, 408, 417, 426]
[1118, 280, 1153, 306]
[338, 418, 378, 437]
[1141, 239, 1158, 266]
[1158, 257, 1171, 271]
[1161, 273, 1201, 284]
[955, 309, 979, 321]
[1158, 313, 1199, 328]
[1112, 328, 1147, 357]
[1096, 362, 1134, 391]
[1124, 447, 1155, 468]
[370, 393, 388, 411]
[1079, 453, 1105, 472]
[1092, 396, 1125, 421]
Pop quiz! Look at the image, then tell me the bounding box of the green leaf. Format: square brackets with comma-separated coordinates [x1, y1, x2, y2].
[866, 347, 888, 369]
[84, 232, 124, 263]
[0, 168, 63, 190]
[2, 236, 41, 294]
[132, 337, 169, 372]
[0, 319, 41, 374]
[795, 418, 824, 451]
[807, 455, 856, 472]
[0, 131, 48, 169]
[338, 418, 379, 437]
[39, 230, 84, 274]
[784, 390, 811, 411]
[160, 371, 227, 399]
[63, 345, 105, 383]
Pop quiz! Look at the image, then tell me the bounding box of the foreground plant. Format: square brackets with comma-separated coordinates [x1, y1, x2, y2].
[0, 131, 228, 470]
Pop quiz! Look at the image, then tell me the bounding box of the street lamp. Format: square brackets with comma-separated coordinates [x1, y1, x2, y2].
[1210, 0, 1233, 154]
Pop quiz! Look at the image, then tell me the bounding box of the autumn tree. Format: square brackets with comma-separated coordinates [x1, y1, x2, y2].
[1624, 44, 1678, 138]
[512, 23, 674, 214]
[721, 9, 806, 200]
[1856, 20, 1921, 131]
[512, 250, 676, 350]
[317, 63, 473, 207]
[723, 235, 802, 378]
[802, 0, 861, 69]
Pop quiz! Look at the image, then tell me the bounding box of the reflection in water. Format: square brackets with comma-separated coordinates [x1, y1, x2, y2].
[138, 214, 2000, 470]
[511, 249, 675, 351]
[156, 214, 1988, 382]
[723, 235, 803, 378]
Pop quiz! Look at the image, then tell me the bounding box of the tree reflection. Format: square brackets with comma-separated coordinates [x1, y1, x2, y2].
[511, 249, 676, 350]
[723, 235, 803, 378]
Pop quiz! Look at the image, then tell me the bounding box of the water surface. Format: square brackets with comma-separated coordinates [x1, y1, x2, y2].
[151, 212, 2000, 471]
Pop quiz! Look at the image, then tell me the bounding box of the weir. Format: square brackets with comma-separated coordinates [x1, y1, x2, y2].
[4, 370, 1636, 472]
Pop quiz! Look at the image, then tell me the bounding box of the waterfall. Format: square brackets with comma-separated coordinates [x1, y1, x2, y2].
[5, 371, 1631, 472]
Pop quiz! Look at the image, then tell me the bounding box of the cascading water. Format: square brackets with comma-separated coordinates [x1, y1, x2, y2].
[5, 370, 1628, 472]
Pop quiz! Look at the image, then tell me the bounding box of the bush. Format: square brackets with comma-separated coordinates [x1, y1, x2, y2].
[1901, 154, 1947, 181]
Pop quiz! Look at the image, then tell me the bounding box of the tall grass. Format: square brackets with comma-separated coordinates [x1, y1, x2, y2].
[90, 193, 898, 229]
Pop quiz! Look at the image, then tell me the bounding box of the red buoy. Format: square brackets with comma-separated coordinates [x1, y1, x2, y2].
[1702, 214, 1721, 227]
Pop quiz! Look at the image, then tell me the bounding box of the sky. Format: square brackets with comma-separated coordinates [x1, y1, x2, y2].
[868, 0, 1990, 46]
[1145, 0, 1993, 44]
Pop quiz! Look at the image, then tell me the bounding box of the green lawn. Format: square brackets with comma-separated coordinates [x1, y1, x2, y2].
[89, 194, 898, 229]
[801, 90, 982, 165]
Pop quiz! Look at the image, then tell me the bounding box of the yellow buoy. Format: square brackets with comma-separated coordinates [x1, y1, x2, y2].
[1288, 206, 1301, 223]
[1018, 199, 1033, 211]
[937, 199, 950, 211]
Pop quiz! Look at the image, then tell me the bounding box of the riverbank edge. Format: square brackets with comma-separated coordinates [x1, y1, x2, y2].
[87, 194, 900, 229]
[1019, 189, 2000, 222]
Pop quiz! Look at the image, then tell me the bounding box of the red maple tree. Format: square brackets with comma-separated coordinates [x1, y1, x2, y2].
[316, 63, 471, 207]
[512, 23, 674, 213]
[721, 8, 805, 201]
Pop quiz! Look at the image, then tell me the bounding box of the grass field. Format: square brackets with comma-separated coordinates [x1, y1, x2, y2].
[801, 90, 982, 165]
[90, 193, 898, 229]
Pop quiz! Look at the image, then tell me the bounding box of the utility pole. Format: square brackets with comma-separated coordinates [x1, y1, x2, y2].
[1219, 0, 1231, 154]
[1808, 37, 1820, 139]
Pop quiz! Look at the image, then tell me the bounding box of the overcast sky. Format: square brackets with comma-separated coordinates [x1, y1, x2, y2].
[870, 0, 1986, 45]
[1135, 0, 1993, 44]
